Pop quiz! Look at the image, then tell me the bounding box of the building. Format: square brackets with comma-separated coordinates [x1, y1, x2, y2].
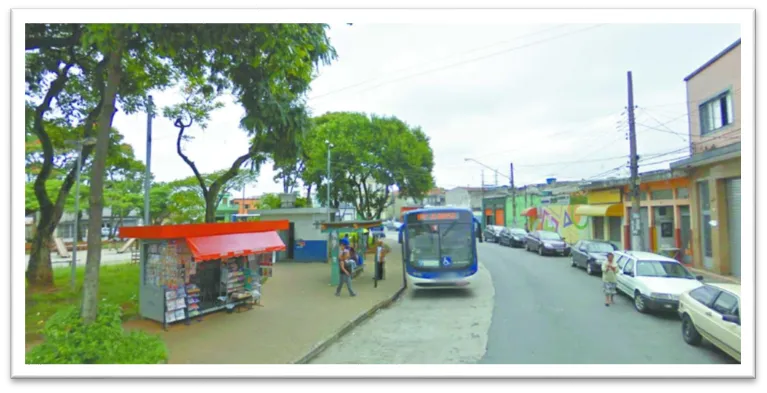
[54, 208, 141, 241]
[444, 186, 485, 211]
[215, 193, 241, 222]
[245, 207, 340, 262]
[231, 197, 260, 215]
[577, 170, 692, 258]
[424, 187, 446, 207]
[671, 38, 742, 278]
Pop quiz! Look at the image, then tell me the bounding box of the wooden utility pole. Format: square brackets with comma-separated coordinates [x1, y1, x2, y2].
[627, 71, 643, 251]
[510, 162, 516, 227]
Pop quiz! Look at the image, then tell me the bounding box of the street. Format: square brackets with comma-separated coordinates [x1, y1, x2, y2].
[478, 241, 737, 364]
[310, 235, 736, 364]
[309, 259, 495, 364]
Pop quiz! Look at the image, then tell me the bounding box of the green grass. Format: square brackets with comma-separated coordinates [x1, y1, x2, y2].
[25, 263, 139, 343]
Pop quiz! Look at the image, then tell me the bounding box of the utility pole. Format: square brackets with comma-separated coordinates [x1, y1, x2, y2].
[494, 171, 498, 187]
[326, 140, 333, 223]
[627, 71, 643, 251]
[510, 162, 516, 227]
[143, 95, 154, 226]
[480, 169, 485, 228]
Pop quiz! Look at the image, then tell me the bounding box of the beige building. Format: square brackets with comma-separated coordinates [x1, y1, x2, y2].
[671, 38, 741, 279]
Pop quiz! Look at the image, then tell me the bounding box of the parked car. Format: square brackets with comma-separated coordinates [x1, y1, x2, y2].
[483, 225, 504, 243]
[370, 226, 386, 239]
[525, 230, 570, 256]
[498, 228, 528, 248]
[570, 240, 619, 275]
[678, 283, 741, 362]
[614, 251, 704, 314]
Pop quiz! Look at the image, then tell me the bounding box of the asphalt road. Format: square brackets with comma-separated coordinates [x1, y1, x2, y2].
[477, 240, 738, 364]
[309, 261, 496, 364]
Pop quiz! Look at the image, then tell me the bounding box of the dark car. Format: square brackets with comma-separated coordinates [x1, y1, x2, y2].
[570, 240, 619, 275]
[499, 227, 528, 247]
[525, 230, 570, 256]
[483, 225, 504, 243]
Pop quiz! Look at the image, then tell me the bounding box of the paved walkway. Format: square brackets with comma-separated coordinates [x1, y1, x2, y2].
[125, 239, 404, 364]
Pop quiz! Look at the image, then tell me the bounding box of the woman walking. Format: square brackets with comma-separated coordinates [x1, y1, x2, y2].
[602, 252, 619, 307]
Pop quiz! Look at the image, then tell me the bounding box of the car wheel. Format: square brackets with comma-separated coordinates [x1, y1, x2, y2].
[570, 256, 577, 267]
[538, 246, 543, 256]
[586, 263, 593, 275]
[682, 314, 703, 346]
[634, 291, 648, 314]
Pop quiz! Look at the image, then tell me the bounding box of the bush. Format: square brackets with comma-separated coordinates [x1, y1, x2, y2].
[26, 303, 168, 364]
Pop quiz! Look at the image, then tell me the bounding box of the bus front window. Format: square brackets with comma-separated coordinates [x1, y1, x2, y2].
[439, 222, 473, 267]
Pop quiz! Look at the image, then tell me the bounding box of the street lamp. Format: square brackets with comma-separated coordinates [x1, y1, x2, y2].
[66, 136, 98, 290]
[326, 140, 334, 223]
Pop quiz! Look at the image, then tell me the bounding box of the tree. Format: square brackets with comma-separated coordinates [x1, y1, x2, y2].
[259, 194, 282, 210]
[162, 24, 335, 222]
[300, 112, 435, 220]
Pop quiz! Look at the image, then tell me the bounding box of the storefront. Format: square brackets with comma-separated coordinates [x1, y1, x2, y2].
[672, 146, 741, 277]
[482, 196, 506, 227]
[119, 220, 289, 328]
[574, 188, 625, 249]
[620, 175, 692, 262]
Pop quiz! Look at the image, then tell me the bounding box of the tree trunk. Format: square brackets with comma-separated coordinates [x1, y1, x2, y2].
[26, 213, 56, 290]
[305, 183, 313, 207]
[81, 43, 124, 324]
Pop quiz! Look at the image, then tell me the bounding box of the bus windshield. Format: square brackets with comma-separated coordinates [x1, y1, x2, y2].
[406, 221, 474, 269]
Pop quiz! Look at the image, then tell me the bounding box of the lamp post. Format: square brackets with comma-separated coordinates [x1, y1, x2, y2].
[67, 137, 98, 290]
[325, 140, 334, 223]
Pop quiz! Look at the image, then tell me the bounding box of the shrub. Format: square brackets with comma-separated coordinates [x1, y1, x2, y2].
[26, 303, 168, 364]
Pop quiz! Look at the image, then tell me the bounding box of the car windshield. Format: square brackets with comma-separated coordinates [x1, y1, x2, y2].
[510, 229, 527, 235]
[587, 242, 615, 253]
[539, 232, 561, 240]
[636, 260, 694, 279]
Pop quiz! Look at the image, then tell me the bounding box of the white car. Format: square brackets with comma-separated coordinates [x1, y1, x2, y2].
[614, 251, 704, 314]
[678, 283, 741, 362]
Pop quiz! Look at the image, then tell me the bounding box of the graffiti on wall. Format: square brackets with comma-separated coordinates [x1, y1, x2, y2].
[528, 204, 591, 244]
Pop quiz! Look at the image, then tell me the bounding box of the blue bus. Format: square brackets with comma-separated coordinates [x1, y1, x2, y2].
[399, 207, 483, 289]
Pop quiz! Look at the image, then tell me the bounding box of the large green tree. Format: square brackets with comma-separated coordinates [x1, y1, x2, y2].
[162, 24, 335, 223]
[301, 112, 435, 220]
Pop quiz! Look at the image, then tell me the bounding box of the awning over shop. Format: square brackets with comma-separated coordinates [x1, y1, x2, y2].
[520, 207, 538, 218]
[186, 231, 286, 262]
[574, 204, 624, 217]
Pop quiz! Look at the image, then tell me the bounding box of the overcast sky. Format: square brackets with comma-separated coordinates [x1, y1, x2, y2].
[112, 23, 741, 197]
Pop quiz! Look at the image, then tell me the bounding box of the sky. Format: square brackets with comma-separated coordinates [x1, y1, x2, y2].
[111, 23, 742, 197]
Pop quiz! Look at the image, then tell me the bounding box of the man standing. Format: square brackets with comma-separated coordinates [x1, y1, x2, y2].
[336, 244, 357, 297]
[375, 239, 390, 281]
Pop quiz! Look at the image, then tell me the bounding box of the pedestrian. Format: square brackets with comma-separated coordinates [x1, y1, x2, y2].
[602, 252, 619, 307]
[336, 244, 357, 297]
[376, 239, 390, 281]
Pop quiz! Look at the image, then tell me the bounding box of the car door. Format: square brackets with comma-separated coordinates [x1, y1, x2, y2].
[617, 257, 636, 294]
[500, 228, 510, 245]
[532, 231, 541, 250]
[572, 241, 584, 266]
[707, 291, 741, 356]
[685, 286, 721, 335]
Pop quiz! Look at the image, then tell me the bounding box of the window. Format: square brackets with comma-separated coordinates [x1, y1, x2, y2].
[608, 217, 622, 243]
[615, 255, 628, 269]
[623, 259, 635, 274]
[677, 187, 689, 199]
[574, 241, 583, 250]
[712, 292, 739, 316]
[587, 242, 616, 253]
[635, 260, 694, 279]
[650, 189, 674, 200]
[699, 90, 734, 135]
[690, 286, 720, 307]
[593, 217, 605, 239]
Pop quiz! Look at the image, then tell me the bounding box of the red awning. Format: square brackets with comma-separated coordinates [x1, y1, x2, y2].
[521, 207, 538, 218]
[185, 232, 286, 262]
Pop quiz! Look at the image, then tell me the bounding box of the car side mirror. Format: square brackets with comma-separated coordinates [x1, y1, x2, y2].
[624, 271, 633, 277]
[722, 314, 740, 325]
[579, 247, 587, 252]
[696, 275, 704, 281]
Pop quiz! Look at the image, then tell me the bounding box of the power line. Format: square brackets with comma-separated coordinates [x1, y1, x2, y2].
[312, 24, 607, 100]
[309, 24, 571, 101]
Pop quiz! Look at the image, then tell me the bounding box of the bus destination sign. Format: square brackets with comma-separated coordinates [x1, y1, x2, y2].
[416, 212, 458, 221]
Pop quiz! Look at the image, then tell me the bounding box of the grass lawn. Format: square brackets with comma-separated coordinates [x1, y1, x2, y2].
[25, 263, 139, 343]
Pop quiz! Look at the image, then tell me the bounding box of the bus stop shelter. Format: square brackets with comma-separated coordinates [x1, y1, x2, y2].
[320, 220, 383, 286]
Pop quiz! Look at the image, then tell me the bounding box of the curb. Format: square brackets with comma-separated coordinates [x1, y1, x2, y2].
[689, 267, 740, 284]
[292, 284, 407, 364]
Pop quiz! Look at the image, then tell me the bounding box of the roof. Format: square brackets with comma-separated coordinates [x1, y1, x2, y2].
[248, 207, 338, 216]
[684, 38, 741, 82]
[119, 220, 290, 239]
[186, 231, 285, 262]
[616, 250, 678, 262]
[670, 142, 741, 170]
[707, 282, 741, 296]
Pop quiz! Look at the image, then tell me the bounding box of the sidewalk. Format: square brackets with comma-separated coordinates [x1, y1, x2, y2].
[126, 239, 404, 364]
[688, 267, 741, 284]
